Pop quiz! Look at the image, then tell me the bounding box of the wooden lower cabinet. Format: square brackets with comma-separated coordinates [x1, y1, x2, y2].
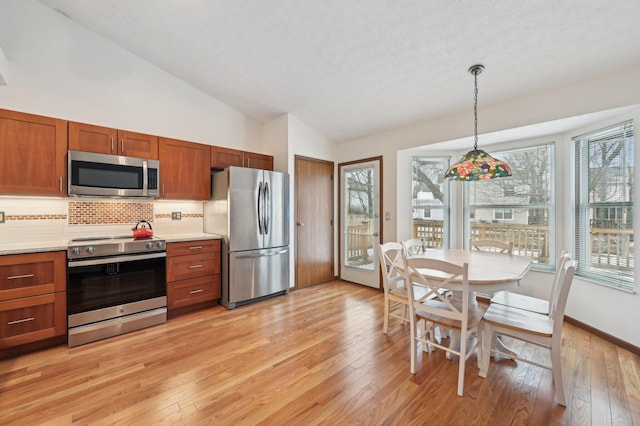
[0, 251, 67, 349]
[166, 240, 221, 310]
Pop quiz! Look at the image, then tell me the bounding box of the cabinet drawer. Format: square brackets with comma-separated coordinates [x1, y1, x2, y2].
[167, 252, 220, 282]
[167, 275, 221, 310]
[166, 240, 220, 257]
[0, 292, 66, 348]
[0, 251, 66, 301]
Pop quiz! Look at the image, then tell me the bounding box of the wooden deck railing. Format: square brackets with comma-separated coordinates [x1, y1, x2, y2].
[412, 219, 634, 270]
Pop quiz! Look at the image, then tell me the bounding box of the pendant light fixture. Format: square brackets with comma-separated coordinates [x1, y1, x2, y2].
[444, 64, 511, 181]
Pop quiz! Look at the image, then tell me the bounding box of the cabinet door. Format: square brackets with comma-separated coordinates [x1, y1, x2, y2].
[0, 109, 67, 196]
[0, 251, 67, 301]
[244, 152, 274, 170]
[68, 121, 118, 155]
[0, 292, 66, 348]
[159, 137, 211, 200]
[118, 130, 159, 159]
[211, 146, 244, 169]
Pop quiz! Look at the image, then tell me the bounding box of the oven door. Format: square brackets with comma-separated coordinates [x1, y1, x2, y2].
[67, 252, 166, 316]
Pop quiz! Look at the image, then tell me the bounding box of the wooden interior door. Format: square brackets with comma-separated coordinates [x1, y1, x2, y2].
[295, 156, 334, 289]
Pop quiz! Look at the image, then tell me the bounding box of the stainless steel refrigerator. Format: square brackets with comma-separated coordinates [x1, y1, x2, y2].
[205, 166, 290, 309]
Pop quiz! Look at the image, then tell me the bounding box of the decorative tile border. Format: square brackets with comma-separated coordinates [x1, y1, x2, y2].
[155, 213, 203, 219]
[69, 201, 154, 225]
[3, 214, 67, 221]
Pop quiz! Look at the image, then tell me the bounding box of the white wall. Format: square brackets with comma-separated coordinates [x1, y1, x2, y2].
[0, 0, 262, 152]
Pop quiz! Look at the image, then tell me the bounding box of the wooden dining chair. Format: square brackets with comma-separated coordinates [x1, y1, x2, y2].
[479, 259, 577, 406]
[403, 238, 426, 255]
[402, 253, 483, 397]
[490, 251, 571, 315]
[469, 238, 514, 302]
[377, 242, 410, 334]
[469, 239, 514, 255]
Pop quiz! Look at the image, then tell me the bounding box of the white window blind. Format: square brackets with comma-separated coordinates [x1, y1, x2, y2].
[573, 121, 634, 292]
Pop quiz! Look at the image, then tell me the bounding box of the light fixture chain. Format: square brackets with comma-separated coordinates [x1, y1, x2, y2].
[473, 70, 478, 151]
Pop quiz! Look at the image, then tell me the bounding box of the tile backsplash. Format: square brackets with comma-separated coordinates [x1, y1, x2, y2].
[0, 197, 205, 242]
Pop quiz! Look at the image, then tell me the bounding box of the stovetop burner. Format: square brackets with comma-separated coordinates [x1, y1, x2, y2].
[68, 234, 166, 260]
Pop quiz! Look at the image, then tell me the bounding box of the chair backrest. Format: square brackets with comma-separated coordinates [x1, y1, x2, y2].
[403, 238, 425, 256]
[402, 253, 470, 324]
[469, 239, 513, 255]
[548, 250, 571, 315]
[550, 259, 577, 336]
[378, 242, 405, 291]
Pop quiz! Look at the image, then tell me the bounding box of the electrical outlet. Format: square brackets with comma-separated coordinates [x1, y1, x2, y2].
[171, 212, 182, 221]
[0, 211, 4, 223]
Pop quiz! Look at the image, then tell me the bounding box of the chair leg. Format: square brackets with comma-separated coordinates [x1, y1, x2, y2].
[479, 324, 491, 378]
[551, 334, 567, 406]
[410, 314, 417, 374]
[457, 330, 467, 396]
[383, 296, 390, 334]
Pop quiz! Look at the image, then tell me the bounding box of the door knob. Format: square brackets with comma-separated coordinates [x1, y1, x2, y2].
[297, 222, 304, 227]
[373, 232, 379, 237]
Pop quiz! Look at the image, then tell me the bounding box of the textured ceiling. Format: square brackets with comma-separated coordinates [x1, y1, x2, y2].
[37, 0, 640, 143]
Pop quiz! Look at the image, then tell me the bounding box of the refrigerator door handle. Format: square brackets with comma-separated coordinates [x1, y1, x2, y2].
[235, 249, 288, 259]
[264, 181, 270, 235]
[257, 182, 264, 235]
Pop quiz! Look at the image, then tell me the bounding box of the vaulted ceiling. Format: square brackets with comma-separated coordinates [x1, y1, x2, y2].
[38, 0, 640, 143]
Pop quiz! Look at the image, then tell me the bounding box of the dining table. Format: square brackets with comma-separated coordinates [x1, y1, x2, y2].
[407, 248, 533, 358]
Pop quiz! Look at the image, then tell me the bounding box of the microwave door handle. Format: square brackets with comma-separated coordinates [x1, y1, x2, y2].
[142, 160, 148, 196]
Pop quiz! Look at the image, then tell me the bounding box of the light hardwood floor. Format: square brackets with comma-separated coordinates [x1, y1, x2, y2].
[1, 280, 639, 425]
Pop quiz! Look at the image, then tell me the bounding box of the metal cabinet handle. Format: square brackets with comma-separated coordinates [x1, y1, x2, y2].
[189, 246, 203, 250]
[121, 138, 125, 153]
[111, 137, 114, 152]
[8, 317, 35, 325]
[162, 184, 165, 196]
[189, 264, 203, 269]
[190, 289, 204, 294]
[59, 177, 63, 192]
[7, 273, 34, 280]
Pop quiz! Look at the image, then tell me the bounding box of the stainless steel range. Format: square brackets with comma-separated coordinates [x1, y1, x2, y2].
[67, 235, 167, 347]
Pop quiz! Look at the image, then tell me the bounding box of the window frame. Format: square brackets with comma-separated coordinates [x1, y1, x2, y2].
[573, 120, 634, 292]
[410, 156, 450, 249]
[463, 142, 556, 269]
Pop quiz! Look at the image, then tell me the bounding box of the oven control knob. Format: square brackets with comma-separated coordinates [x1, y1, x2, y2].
[86, 246, 96, 254]
[71, 247, 81, 255]
[156, 241, 164, 249]
[146, 242, 154, 249]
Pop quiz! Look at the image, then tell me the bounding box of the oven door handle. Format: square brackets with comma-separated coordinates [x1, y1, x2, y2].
[68, 252, 166, 267]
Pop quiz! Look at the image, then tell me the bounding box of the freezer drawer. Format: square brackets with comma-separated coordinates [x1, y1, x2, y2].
[224, 247, 289, 309]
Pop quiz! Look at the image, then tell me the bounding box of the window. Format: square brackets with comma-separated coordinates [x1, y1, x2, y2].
[493, 208, 514, 220]
[574, 121, 634, 292]
[411, 157, 450, 248]
[465, 143, 555, 266]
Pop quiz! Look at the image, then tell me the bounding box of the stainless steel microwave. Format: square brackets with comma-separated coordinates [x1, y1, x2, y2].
[68, 150, 160, 198]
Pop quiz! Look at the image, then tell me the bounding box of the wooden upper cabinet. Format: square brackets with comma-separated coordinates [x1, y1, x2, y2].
[68, 121, 158, 159]
[159, 137, 211, 200]
[244, 152, 274, 171]
[211, 146, 274, 171]
[211, 146, 244, 169]
[0, 108, 67, 196]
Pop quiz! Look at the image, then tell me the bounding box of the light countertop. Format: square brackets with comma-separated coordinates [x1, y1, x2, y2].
[0, 233, 222, 256]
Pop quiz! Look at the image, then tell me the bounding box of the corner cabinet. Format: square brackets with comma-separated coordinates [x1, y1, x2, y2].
[0, 251, 67, 349]
[166, 240, 221, 310]
[211, 146, 273, 171]
[68, 121, 159, 159]
[0, 109, 67, 196]
[159, 137, 211, 200]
